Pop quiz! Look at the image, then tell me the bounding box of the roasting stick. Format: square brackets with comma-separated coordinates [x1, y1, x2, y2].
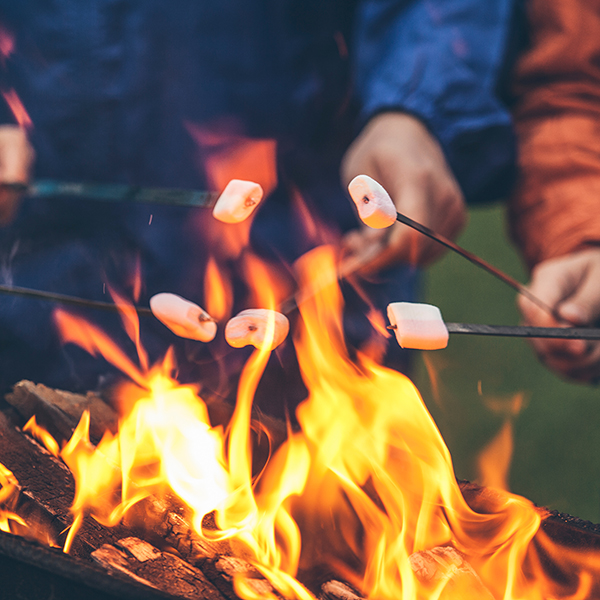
[392, 211, 559, 319]
[347, 174, 560, 321]
[390, 322, 600, 340]
[0, 283, 153, 316]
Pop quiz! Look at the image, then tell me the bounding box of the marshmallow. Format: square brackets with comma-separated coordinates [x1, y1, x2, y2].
[348, 175, 396, 229]
[225, 309, 289, 350]
[150, 293, 217, 342]
[387, 302, 449, 350]
[212, 179, 264, 224]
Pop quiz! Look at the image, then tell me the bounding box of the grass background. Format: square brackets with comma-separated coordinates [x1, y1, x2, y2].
[413, 203, 600, 523]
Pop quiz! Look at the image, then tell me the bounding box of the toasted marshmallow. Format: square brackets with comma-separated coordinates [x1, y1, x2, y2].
[150, 293, 217, 342]
[387, 302, 449, 350]
[212, 179, 264, 224]
[348, 175, 396, 229]
[225, 309, 289, 350]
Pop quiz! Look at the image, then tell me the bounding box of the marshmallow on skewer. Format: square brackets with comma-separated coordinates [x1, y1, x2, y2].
[387, 302, 449, 350]
[225, 309, 289, 351]
[212, 179, 264, 224]
[150, 293, 217, 342]
[348, 175, 396, 229]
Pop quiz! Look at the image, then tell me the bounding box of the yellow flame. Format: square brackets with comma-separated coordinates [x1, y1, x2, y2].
[23, 415, 60, 456]
[41, 243, 600, 597]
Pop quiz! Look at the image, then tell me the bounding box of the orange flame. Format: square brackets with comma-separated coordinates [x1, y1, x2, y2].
[23, 415, 60, 457]
[0, 462, 26, 533]
[204, 256, 233, 322]
[1, 89, 32, 130]
[54, 308, 147, 388]
[0, 25, 14, 61]
[28, 246, 600, 597]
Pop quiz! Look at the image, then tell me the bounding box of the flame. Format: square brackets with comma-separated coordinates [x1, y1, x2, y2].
[0, 25, 14, 61]
[0, 462, 25, 533]
[1, 89, 32, 130]
[477, 393, 527, 492]
[26, 245, 600, 597]
[54, 308, 147, 388]
[204, 256, 233, 322]
[23, 415, 60, 456]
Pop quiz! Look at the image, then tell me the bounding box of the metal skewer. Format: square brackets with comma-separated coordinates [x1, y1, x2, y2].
[394, 211, 560, 320]
[446, 323, 600, 340]
[0, 284, 152, 316]
[388, 322, 600, 340]
[1, 180, 219, 208]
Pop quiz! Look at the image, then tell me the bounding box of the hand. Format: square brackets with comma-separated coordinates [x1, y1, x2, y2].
[518, 249, 600, 382]
[0, 125, 34, 225]
[340, 112, 466, 274]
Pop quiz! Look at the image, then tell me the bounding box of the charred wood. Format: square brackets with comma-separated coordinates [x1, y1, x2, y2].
[5, 380, 118, 445]
[0, 410, 132, 558]
[409, 546, 495, 600]
[92, 536, 225, 600]
[319, 580, 366, 600]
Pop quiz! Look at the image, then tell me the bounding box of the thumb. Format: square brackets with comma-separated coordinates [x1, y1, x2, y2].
[558, 272, 600, 325]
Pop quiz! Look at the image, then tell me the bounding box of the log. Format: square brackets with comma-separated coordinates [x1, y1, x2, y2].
[0, 410, 131, 558]
[409, 546, 494, 600]
[201, 554, 281, 600]
[319, 580, 366, 600]
[92, 536, 225, 600]
[5, 380, 118, 445]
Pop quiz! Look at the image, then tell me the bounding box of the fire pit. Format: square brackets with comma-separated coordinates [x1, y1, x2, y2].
[1, 246, 600, 600]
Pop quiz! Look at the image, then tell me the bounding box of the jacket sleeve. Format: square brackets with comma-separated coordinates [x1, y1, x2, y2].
[353, 0, 519, 204]
[509, 0, 600, 270]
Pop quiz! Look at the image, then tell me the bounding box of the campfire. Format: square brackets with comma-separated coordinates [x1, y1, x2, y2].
[2, 241, 600, 600]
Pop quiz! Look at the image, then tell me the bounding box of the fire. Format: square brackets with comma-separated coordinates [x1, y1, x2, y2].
[16, 245, 598, 598]
[204, 255, 233, 322]
[1, 89, 32, 130]
[0, 462, 25, 533]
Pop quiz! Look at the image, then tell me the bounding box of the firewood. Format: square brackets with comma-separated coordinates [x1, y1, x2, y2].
[92, 536, 225, 600]
[201, 554, 281, 600]
[5, 380, 118, 445]
[0, 410, 131, 558]
[409, 546, 495, 600]
[124, 496, 230, 563]
[319, 580, 366, 600]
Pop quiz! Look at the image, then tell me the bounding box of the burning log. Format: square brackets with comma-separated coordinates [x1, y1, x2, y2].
[0, 410, 131, 558]
[201, 555, 282, 600]
[409, 546, 495, 600]
[5, 380, 118, 445]
[92, 536, 225, 600]
[319, 580, 366, 600]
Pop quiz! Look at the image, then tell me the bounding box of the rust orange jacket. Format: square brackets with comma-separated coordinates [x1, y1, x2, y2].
[510, 0, 600, 270]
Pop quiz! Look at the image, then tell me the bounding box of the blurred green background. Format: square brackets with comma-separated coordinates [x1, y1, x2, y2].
[413, 203, 600, 523]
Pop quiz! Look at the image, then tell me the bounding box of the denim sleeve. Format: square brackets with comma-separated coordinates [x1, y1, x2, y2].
[353, 0, 520, 203]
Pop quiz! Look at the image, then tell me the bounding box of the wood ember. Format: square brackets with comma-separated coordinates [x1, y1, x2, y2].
[319, 580, 366, 600]
[201, 554, 281, 600]
[124, 496, 230, 564]
[409, 546, 494, 600]
[6, 380, 118, 445]
[0, 410, 131, 558]
[92, 536, 224, 600]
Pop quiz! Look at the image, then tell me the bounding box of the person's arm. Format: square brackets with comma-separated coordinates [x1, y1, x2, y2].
[510, 0, 600, 382]
[341, 0, 518, 271]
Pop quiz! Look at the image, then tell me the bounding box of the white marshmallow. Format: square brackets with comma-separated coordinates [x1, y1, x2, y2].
[224, 309, 289, 350]
[348, 175, 396, 229]
[212, 179, 264, 224]
[150, 293, 217, 342]
[387, 302, 449, 350]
